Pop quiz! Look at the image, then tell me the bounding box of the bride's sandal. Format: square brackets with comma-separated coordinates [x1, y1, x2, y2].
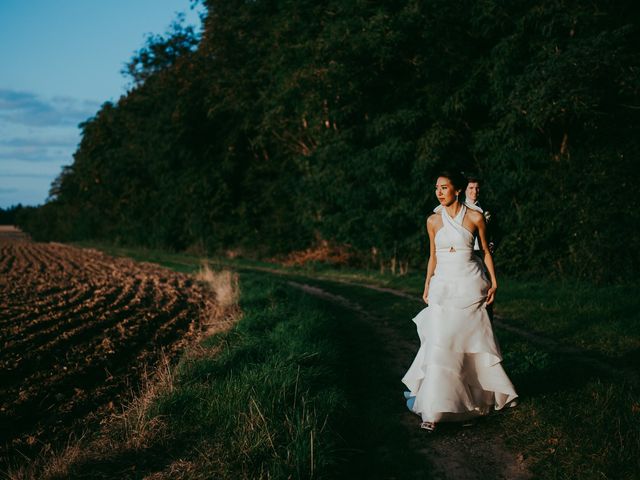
[420, 421, 437, 432]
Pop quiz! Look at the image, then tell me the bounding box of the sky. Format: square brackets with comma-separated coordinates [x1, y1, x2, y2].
[0, 0, 204, 208]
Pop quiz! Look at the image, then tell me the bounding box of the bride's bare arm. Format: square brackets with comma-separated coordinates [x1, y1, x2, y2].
[476, 215, 498, 305]
[423, 215, 438, 304]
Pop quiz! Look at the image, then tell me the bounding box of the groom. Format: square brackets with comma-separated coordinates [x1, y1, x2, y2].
[464, 175, 495, 255]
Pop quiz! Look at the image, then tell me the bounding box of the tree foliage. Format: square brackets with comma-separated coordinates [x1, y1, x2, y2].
[20, 0, 640, 282]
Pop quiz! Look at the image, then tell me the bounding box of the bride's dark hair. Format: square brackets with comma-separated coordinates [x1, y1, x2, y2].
[437, 170, 468, 192]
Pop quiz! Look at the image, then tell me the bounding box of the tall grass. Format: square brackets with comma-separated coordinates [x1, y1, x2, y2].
[139, 276, 349, 478]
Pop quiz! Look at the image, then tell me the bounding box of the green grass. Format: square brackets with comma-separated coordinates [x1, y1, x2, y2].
[143, 276, 349, 478]
[497, 345, 640, 479]
[496, 279, 640, 359]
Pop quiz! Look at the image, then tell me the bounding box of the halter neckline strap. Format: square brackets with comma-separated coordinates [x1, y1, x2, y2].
[445, 205, 465, 223]
[435, 203, 474, 238]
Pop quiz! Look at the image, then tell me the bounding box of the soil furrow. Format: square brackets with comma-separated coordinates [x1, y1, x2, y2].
[0, 235, 217, 466]
[0, 285, 94, 334]
[0, 286, 122, 365]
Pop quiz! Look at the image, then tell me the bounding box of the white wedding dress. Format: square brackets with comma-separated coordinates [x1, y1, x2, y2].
[402, 204, 518, 423]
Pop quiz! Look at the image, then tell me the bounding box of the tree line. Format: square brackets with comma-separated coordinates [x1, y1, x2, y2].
[17, 0, 640, 282]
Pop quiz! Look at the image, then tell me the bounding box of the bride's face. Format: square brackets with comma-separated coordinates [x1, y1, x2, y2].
[435, 177, 459, 205]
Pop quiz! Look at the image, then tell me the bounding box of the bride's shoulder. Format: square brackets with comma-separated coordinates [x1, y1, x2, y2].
[426, 213, 441, 227]
[466, 209, 484, 223]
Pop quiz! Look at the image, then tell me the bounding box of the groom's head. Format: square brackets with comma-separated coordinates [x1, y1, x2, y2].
[465, 175, 481, 204]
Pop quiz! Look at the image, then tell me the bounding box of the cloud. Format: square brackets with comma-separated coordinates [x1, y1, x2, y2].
[0, 136, 78, 147]
[0, 89, 100, 127]
[0, 144, 74, 163]
[0, 173, 54, 179]
[0, 89, 101, 206]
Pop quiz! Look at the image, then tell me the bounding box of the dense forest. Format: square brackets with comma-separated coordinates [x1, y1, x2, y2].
[17, 0, 640, 281]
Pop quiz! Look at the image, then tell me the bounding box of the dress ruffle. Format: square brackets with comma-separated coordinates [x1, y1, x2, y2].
[402, 304, 518, 422]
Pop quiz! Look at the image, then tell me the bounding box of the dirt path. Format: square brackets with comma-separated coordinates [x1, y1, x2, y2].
[288, 281, 532, 480]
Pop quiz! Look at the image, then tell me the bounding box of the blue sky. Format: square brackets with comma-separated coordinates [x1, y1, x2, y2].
[0, 0, 204, 208]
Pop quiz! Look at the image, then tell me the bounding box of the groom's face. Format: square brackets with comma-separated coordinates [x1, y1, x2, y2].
[465, 182, 480, 203]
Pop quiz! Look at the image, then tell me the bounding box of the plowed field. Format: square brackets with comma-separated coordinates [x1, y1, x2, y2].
[0, 233, 216, 466]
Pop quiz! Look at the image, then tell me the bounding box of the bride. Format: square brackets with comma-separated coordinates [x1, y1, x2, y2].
[402, 171, 518, 432]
